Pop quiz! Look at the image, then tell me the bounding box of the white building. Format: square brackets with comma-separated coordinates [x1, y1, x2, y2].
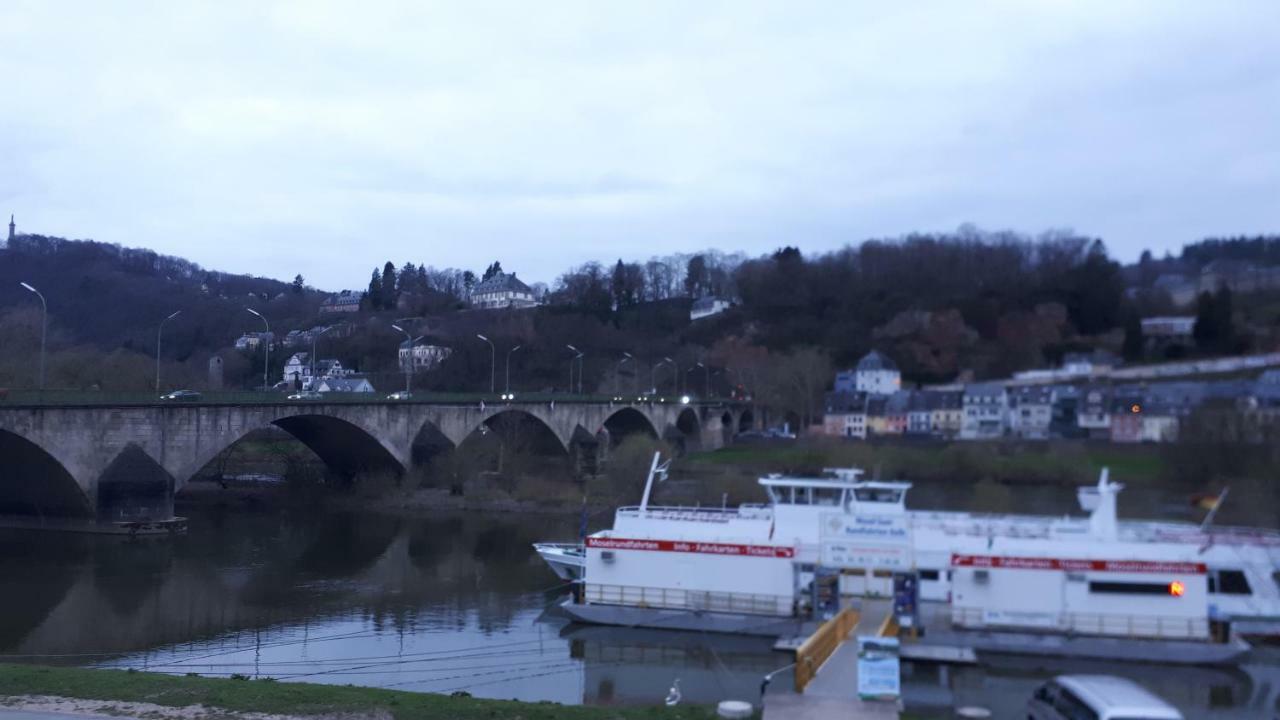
[320, 291, 361, 314]
[961, 382, 1007, 440]
[399, 340, 452, 372]
[471, 272, 538, 310]
[851, 350, 900, 396]
[313, 377, 374, 393]
[690, 296, 732, 321]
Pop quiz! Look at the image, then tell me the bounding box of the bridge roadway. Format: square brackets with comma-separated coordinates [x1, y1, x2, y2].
[0, 394, 752, 521]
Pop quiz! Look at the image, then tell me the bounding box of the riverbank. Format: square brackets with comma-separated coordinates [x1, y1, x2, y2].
[0, 665, 732, 720]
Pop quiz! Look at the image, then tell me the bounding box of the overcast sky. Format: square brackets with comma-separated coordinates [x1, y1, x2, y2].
[2, 1, 1278, 289]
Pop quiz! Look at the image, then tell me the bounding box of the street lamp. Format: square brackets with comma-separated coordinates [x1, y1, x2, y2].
[692, 361, 710, 399]
[505, 345, 522, 395]
[566, 344, 584, 395]
[664, 356, 679, 396]
[246, 308, 270, 391]
[477, 334, 495, 394]
[391, 324, 416, 394]
[616, 352, 632, 395]
[19, 282, 47, 390]
[155, 310, 181, 393]
[310, 326, 333, 384]
[651, 358, 669, 397]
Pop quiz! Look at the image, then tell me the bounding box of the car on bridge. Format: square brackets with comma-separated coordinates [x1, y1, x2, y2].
[386, 391, 414, 400]
[287, 391, 324, 401]
[160, 390, 202, 402]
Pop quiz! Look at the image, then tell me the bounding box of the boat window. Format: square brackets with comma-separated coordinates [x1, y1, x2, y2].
[1088, 581, 1172, 595]
[919, 569, 940, 581]
[854, 488, 903, 504]
[1217, 570, 1252, 595]
[812, 488, 842, 506]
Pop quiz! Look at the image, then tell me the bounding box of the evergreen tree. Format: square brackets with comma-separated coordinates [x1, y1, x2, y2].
[1213, 285, 1235, 354]
[684, 255, 708, 297]
[291, 274, 304, 294]
[380, 262, 398, 310]
[366, 269, 382, 311]
[482, 261, 504, 281]
[1193, 291, 1216, 351]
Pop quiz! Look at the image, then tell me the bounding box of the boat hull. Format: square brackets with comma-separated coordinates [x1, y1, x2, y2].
[559, 598, 814, 638]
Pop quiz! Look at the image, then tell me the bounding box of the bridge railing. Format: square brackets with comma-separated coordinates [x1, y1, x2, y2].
[0, 388, 739, 408]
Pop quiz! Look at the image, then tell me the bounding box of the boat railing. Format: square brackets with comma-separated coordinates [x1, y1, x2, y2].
[533, 542, 583, 555]
[951, 606, 1208, 640]
[615, 504, 773, 522]
[584, 582, 792, 617]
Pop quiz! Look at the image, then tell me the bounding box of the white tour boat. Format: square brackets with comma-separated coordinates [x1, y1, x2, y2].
[535, 454, 1280, 660]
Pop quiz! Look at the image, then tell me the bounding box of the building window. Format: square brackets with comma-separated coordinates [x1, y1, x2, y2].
[1215, 570, 1252, 595]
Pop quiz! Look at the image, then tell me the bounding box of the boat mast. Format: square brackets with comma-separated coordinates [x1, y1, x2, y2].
[639, 451, 670, 511]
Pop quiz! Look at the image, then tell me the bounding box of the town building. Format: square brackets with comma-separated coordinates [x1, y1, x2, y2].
[281, 353, 350, 386]
[1077, 384, 1112, 440]
[1141, 316, 1196, 341]
[1153, 273, 1198, 307]
[1061, 350, 1122, 377]
[864, 396, 890, 436]
[1109, 385, 1147, 443]
[1049, 385, 1082, 438]
[320, 291, 361, 314]
[822, 391, 868, 439]
[313, 377, 375, 394]
[882, 391, 910, 435]
[1199, 260, 1280, 295]
[926, 389, 964, 438]
[905, 391, 932, 435]
[234, 332, 274, 351]
[836, 351, 901, 396]
[470, 272, 538, 310]
[690, 296, 733, 321]
[1008, 384, 1054, 440]
[960, 382, 1007, 440]
[399, 339, 453, 372]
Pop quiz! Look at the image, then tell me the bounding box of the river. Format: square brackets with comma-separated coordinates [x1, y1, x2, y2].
[1, 481, 1279, 717]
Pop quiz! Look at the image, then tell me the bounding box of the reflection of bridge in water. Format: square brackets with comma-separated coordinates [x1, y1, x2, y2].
[0, 509, 574, 658]
[0, 399, 752, 521]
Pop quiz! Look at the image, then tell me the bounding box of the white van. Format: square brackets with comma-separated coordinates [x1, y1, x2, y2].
[1027, 675, 1183, 720]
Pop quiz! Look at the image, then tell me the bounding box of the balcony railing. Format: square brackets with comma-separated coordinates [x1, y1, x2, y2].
[584, 582, 792, 617]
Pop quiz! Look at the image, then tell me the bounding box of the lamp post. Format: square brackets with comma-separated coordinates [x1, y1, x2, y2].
[651, 358, 668, 397]
[566, 344, 583, 395]
[391, 324, 414, 394]
[246, 308, 270, 391]
[310, 326, 332, 384]
[615, 352, 632, 395]
[692, 361, 710, 399]
[505, 345, 522, 395]
[477, 334, 495, 394]
[19, 282, 46, 390]
[155, 310, 181, 393]
[664, 356, 679, 396]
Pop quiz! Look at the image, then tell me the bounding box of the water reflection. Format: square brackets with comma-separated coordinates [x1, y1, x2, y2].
[0, 498, 1278, 715]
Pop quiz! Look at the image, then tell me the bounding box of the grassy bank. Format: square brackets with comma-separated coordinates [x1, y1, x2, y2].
[683, 439, 1169, 486]
[0, 664, 727, 720]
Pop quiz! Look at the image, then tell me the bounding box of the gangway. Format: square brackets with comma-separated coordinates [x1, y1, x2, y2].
[763, 599, 900, 719]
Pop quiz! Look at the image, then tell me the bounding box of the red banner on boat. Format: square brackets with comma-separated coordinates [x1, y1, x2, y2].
[951, 554, 1206, 574]
[587, 536, 794, 558]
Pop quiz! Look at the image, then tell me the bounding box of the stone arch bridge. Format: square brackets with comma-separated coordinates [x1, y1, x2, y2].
[0, 400, 755, 521]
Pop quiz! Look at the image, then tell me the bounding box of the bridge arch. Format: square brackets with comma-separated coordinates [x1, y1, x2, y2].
[184, 413, 406, 488]
[97, 444, 175, 522]
[601, 406, 659, 446]
[0, 428, 93, 519]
